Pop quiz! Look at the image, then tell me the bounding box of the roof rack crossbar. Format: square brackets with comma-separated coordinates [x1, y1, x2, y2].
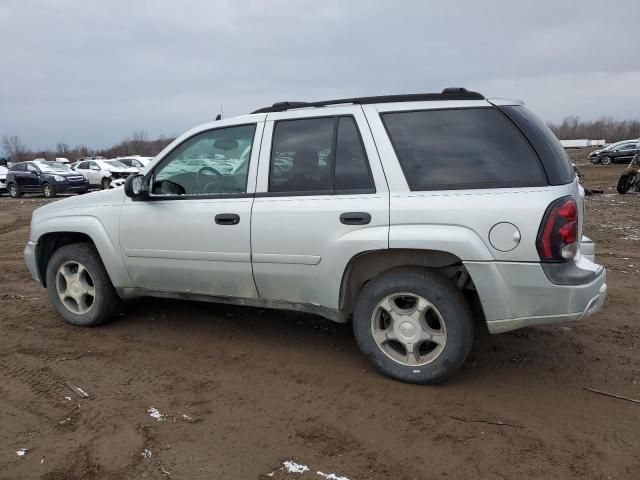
[252, 88, 484, 114]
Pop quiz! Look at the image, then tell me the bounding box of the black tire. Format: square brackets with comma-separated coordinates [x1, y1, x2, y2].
[42, 182, 56, 198]
[101, 177, 111, 190]
[8, 183, 22, 198]
[45, 243, 120, 327]
[352, 268, 473, 384]
[617, 173, 633, 194]
[600, 156, 612, 166]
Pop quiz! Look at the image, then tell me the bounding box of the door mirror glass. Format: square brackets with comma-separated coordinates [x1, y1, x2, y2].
[124, 174, 149, 199]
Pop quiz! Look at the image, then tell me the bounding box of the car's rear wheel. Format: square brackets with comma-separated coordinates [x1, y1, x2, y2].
[601, 156, 612, 165]
[8, 183, 21, 198]
[101, 177, 111, 190]
[45, 243, 119, 327]
[353, 268, 473, 384]
[42, 182, 56, 198]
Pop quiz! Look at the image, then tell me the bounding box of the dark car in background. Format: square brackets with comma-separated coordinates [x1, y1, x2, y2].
[5, 160, 89, 198]
[588, 140, 639, 165]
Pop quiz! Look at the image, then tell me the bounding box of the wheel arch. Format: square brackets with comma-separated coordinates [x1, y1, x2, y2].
[338, 248, 484, 323]
[33, 217, 131, 288]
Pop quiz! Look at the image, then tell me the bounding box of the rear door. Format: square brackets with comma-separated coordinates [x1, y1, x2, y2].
[251, 107, 389, 312]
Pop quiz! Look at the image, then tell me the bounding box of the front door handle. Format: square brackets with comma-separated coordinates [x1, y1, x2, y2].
[340, 212, 371, 225]
[215, 213, 240, 225]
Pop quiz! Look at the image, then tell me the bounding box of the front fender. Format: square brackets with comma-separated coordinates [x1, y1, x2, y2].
[31, 214, 132, 287]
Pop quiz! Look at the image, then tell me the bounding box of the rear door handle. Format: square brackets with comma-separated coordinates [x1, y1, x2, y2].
[215, 213, 240, 225]
[340, 212, 371, 225]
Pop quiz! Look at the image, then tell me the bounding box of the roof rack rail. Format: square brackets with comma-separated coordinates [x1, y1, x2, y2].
[252, 87, 484, 114]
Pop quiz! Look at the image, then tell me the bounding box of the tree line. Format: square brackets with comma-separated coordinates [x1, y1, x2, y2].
[1, 130, 175, 163]
[548, 116, 640, 142]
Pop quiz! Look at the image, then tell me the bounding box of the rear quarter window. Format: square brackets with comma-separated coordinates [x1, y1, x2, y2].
[381, 108, 547, 191]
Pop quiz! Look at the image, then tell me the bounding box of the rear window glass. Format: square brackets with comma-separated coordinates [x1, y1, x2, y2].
[498, 105, 574, 185]
[381, 108, 546, 191]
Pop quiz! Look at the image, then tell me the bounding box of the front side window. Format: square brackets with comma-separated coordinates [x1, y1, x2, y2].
[269, 116, 374, 194]
[152, 124, 256, 196]
[382, 108, 546, 191]
[26, 163, 38, 173]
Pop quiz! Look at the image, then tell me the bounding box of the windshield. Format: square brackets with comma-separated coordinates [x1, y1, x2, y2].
[106, 160, 127, 168]
[35, 161, 71, 172]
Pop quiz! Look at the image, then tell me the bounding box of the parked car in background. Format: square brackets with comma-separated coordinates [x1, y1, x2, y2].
[55, 157, 71, 164]
[73, 159, 138, 189]
[6, 160, 88, 198]
[24, 88, 606, 384]
[114, 156, 154, 170]
[0, 165, 8, 194]
[588, 140, 639, 165]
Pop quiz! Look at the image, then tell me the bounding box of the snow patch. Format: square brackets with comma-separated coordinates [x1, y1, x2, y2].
[16, 448, 28, 457]
[283, 461, 310, 474]
[147, 407, 163, 421]
[317, 472, 350, 480]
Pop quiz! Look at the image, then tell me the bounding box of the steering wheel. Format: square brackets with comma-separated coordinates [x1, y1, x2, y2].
[195, 166, 221, 193]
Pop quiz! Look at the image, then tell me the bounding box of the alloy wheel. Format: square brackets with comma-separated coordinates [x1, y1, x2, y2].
[55, 260, 96, 315]
[370, 292, 447, 366]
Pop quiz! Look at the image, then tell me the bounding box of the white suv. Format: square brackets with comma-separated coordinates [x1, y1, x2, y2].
[24, 88, 607, 384]
[73, 159, 139, 189]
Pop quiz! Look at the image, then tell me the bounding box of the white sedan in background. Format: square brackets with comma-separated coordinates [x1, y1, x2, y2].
[115, 156, 154, 171]
[73, 159, 138, 189]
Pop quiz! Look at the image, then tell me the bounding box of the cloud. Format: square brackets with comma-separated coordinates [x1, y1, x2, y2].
[1, 0, 638, 149]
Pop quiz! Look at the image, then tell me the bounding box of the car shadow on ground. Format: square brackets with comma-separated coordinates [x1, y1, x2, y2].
[104, 296, 580, 386]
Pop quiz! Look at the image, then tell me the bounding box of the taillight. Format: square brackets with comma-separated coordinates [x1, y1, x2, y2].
[537, 197, 578, 262]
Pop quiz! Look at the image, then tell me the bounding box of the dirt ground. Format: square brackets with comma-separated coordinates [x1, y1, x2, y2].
[1, 164, 639, 480]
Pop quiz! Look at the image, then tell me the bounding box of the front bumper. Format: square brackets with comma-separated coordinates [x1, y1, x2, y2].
[24, 240, 40, 283]
[55, 181, 89, 193]
[464, 255, 607, 334]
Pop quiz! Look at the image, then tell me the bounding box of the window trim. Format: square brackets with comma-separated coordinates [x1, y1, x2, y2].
[266, 114, 376, 196]
[146, 122, 258, 200]
[380, 106, 548, 192]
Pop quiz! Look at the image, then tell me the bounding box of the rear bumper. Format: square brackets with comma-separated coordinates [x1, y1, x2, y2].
[464, 255, 607, 334]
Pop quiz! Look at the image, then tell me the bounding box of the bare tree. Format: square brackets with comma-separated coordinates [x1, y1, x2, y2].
[56, 143, 71, 156]
[1, 135, 29, 162]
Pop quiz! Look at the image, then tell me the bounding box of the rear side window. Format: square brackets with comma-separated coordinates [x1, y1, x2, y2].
[498, 105, 574, 185]
[11, 163, 26, 172]
[334, 117, 374, 191]
[381, 108, 546, 191]
[269, 116, 374, 194]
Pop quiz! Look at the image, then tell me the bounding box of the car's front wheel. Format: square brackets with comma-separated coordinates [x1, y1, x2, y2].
[353, 268, 474, 384]
[101, 177, 111, 190]
[45, 243, 119, 327]
[601, 156, 612, 165]
[8, 183, 21, 198]
[42, 182, 56, 198]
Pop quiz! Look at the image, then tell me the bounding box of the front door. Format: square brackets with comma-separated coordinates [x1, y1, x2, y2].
[24, 163, 41, 191]
[251, 109, 389, 312]
[119, 121, 264, 299]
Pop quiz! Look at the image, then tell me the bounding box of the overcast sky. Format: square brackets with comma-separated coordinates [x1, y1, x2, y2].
[1, 0, 639, 150]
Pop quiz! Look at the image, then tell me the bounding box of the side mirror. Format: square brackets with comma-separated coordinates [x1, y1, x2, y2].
[124, 174, 149, 199]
